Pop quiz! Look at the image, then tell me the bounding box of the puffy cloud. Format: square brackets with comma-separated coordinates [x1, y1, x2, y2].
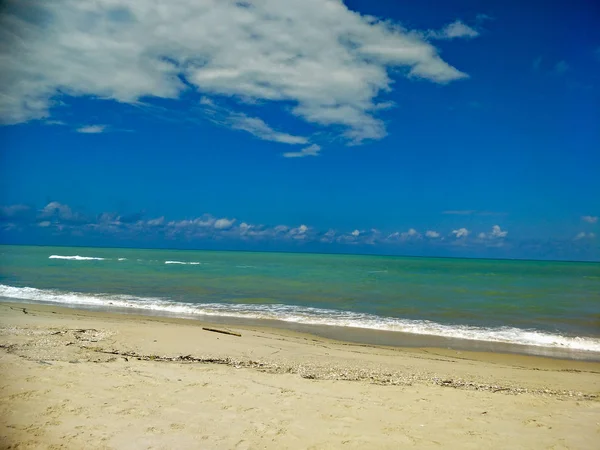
[490, 225, 508, 238]
[76, 125, 106, 134]
[582, 215, 598, 224]
[386, 228, 421, 242]
[214, 218, 236, 230]
[425, 230, 440, 238]
[39, 201, 87, 223]
[428, 20, 479, 40]
[477, 225, 508, 240]
[351, 229, 360, 237]
[146, 217, 165, 227]
[288, 224, 309, 239]
[0, 0, 470, 144]
[283, 144, 321, 158]
[401, 228, 421, 239]
[451, 228, 469, 238]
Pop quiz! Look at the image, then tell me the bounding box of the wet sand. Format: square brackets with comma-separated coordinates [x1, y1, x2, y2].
[1, 302, 599, 449]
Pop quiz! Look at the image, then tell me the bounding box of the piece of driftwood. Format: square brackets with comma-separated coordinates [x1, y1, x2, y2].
[202, 327, 241, 337]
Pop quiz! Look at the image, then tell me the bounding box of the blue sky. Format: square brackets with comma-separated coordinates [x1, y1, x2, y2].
[0, 0, 599, 260]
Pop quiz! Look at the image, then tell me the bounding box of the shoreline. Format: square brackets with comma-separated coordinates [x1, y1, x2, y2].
[2, 301, 600, 388]
[2, 297, 600, 362]
[2, 301, 599, 449]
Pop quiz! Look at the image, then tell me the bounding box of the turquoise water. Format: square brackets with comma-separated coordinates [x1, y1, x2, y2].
[1, 245, 599, 353]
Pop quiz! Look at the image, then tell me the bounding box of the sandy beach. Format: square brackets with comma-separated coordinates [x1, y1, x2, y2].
[1, 302, 599, 449]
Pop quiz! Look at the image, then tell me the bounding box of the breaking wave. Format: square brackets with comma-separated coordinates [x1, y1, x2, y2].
[49, 255, 106, 261]
[164, 261, 202, 265]
[1, 284, 599, 353]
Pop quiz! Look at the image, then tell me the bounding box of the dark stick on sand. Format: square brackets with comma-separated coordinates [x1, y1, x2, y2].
[202, 327, 242, 337]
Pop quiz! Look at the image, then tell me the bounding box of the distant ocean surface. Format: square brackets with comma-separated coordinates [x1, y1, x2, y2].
[1, 245, 599, 356]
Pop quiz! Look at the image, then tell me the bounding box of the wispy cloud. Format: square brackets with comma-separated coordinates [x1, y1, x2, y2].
[0, 0, 472, 145]
[582, 215, 598, 224]
[200, 97, 309, 145]
[226, 114, 308, 145]
[554, 60, 569, 75]
[428, 20, 480, 40]
[76, 125, 106, 134]
[443, 210, 476, 215]
[425, 230, 441, 238]
[442, 210, 506, 216]
[575, 232, 596, 240]
[283, 144, 321, 158]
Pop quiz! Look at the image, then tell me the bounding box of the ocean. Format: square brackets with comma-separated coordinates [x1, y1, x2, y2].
[1, 245, 599, 359]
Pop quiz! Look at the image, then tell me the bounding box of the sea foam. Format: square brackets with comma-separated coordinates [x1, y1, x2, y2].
[164, 261, 201, 265]
[49, 255, 106, 261]
[1, 284, 600, 353]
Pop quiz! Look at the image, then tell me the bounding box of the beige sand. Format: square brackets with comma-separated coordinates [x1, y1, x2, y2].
[1, 302, 599, 449]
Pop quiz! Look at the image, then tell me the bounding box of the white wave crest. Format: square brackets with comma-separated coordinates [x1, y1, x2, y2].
[118, 258, 127, 261]
[165, 261, 201, 265]
[49, 255, 105, 261]
[1, 284, 599, 353]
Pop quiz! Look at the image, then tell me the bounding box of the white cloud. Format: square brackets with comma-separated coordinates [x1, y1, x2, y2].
[0, 0, 470, 144]
[287, 224, 310, 240]
[351, 229, 360, 236]
[490, 225, 507, 238]
[477, 225, 508, 240]
[38, 221, 51, 227]
[386, 228, 421, 242]
[201, 99, 309, 144]
[428, 20, 479, 40]
[425, 230, 440, 238]
[283, 144, 321, 158]
[76, 125, 106, 134]
[214, 218, 235, 229]
[146, 217, 165, 227]
[40, 201, 85, 222]
[227, 114, 307, 145]
[401, 228, 421, 239]
[582, 215, 598, 224]
[452, 227, 469, 238]
[167, 214, 216, 229]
